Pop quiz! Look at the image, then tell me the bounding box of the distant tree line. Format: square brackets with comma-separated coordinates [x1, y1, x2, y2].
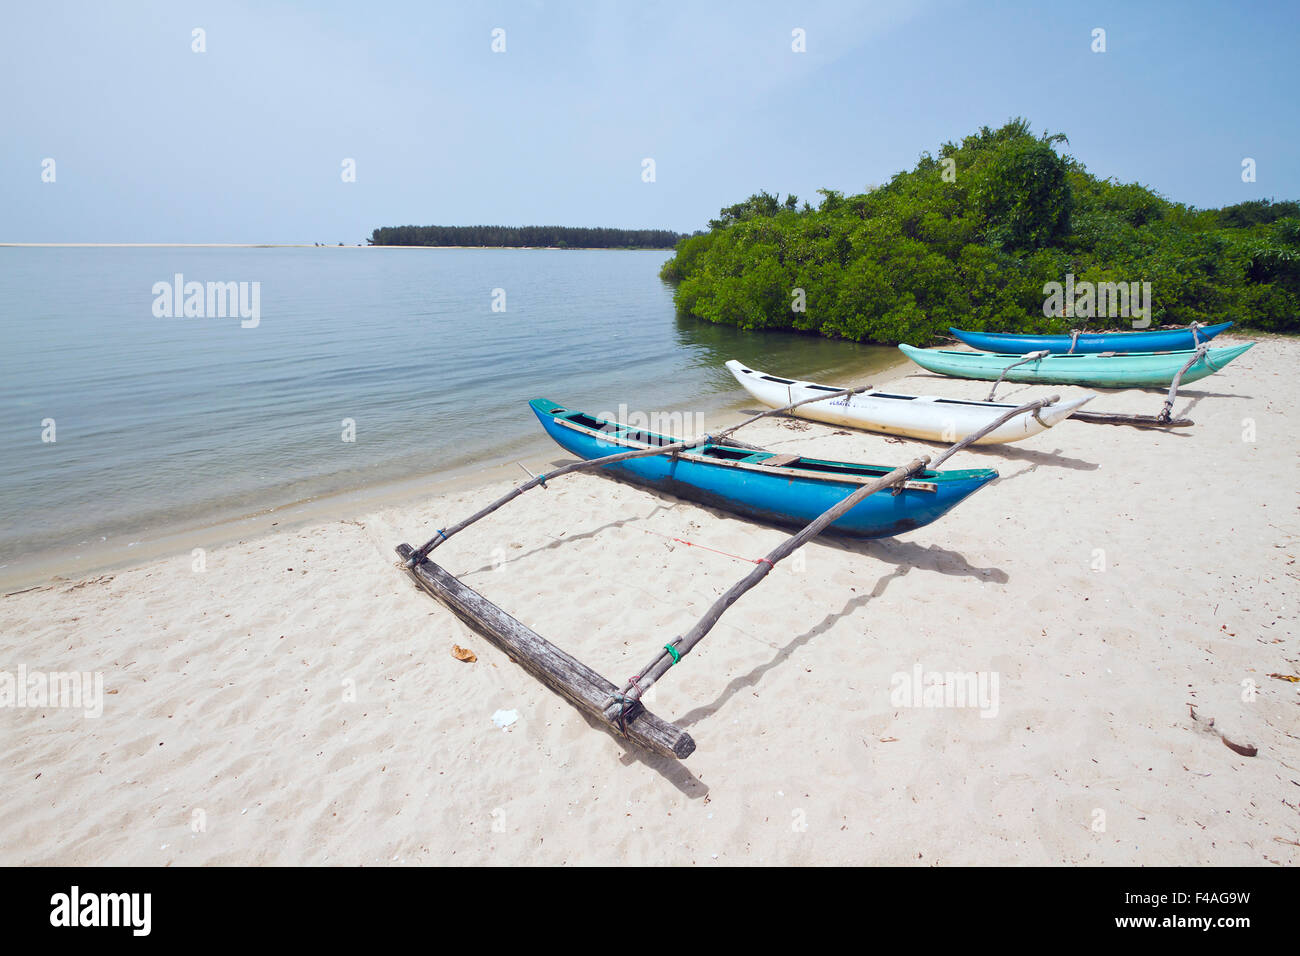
[369, 224, 688, 249]
[660, 119, 1300, 343]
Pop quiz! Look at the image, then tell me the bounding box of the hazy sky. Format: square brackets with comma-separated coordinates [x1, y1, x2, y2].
[3, 0, 1297, 242]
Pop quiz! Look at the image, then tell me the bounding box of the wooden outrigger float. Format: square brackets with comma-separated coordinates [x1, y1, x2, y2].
[981, 345, 1226, 429]
[395, 389, 1057, 759]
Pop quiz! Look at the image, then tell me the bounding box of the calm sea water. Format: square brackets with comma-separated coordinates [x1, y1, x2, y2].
[0, 247, 900, 573]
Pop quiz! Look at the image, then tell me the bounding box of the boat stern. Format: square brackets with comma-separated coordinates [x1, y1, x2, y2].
[897, 465, 999, 533]
[1205, 342, 1255, 371]
[936, 466, 1000, 496]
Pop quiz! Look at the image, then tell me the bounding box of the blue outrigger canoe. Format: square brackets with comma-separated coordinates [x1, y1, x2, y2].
[530, 398, 998, 539]
[949, 321, 1233, 354]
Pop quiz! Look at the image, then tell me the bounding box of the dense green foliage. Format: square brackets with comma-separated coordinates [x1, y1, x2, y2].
[661, 120, 1300, 343]
[370, 224, 685, 249]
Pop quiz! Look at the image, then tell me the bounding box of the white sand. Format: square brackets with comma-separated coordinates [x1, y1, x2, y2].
[1, 334, 1296, 866]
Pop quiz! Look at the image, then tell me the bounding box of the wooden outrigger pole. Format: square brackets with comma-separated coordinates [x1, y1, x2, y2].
[1071, 347, 1205, 428]
[396, 392, 1057, 759]
[401, 382, 874, 568]
[1156, 345, 1209, 424]
[594, 395, 1056, 722]
[984, 351, 1050, 401]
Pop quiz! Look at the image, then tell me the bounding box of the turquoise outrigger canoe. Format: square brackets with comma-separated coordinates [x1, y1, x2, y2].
[899, 343, 1253, 388]
[950, 321, 1234, 354]
[529, 399, 997, 539]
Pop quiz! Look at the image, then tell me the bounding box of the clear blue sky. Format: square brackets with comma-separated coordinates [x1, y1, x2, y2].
[2, 0, 1296, 242]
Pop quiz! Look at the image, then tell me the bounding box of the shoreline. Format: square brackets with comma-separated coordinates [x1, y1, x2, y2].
[1, 452, 553, 596]
[0, 375, 818, 594]
[2, 333, 1295, 865]
[0, 337, 1265, 594]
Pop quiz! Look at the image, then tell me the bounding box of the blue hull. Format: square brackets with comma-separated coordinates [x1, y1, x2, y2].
[529, 399, 997, 539]
[949, 321, 1233, 354]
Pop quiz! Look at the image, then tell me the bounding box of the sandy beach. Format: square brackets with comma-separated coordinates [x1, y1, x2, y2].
[1, 333, 1295, 866]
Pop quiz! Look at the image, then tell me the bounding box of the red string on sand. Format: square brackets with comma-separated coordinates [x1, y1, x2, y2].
[633, 526, 771, 566]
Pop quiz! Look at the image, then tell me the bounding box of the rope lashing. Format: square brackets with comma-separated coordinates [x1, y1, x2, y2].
[1068, 329, 1082, 354]
[608, 690, 634, 736]
[615, 650, 681, 734]
[405, 528, 450, 565]
[617, 676, 651, 735]
[1190, 321, 1203, 348]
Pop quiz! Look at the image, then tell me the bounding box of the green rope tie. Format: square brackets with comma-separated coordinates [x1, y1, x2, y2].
[663, 643, 681, 664]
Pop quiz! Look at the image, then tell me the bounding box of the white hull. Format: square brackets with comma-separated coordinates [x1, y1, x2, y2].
[726, 360, 1093, 444]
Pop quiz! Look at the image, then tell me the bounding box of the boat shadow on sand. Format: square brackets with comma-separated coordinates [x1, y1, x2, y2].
[1157, 387, 1252, 401]
[1173, 388, 1254, 419]
[909, 439, 1097, 474]
[454, 502, 678, 578]
[669, 535, 1007, 730]
[575, 534, 1007, 793]
[956, 443, 1100, 479]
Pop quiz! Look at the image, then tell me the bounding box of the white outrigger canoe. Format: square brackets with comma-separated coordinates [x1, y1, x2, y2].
[726, 360, 1094, 444]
